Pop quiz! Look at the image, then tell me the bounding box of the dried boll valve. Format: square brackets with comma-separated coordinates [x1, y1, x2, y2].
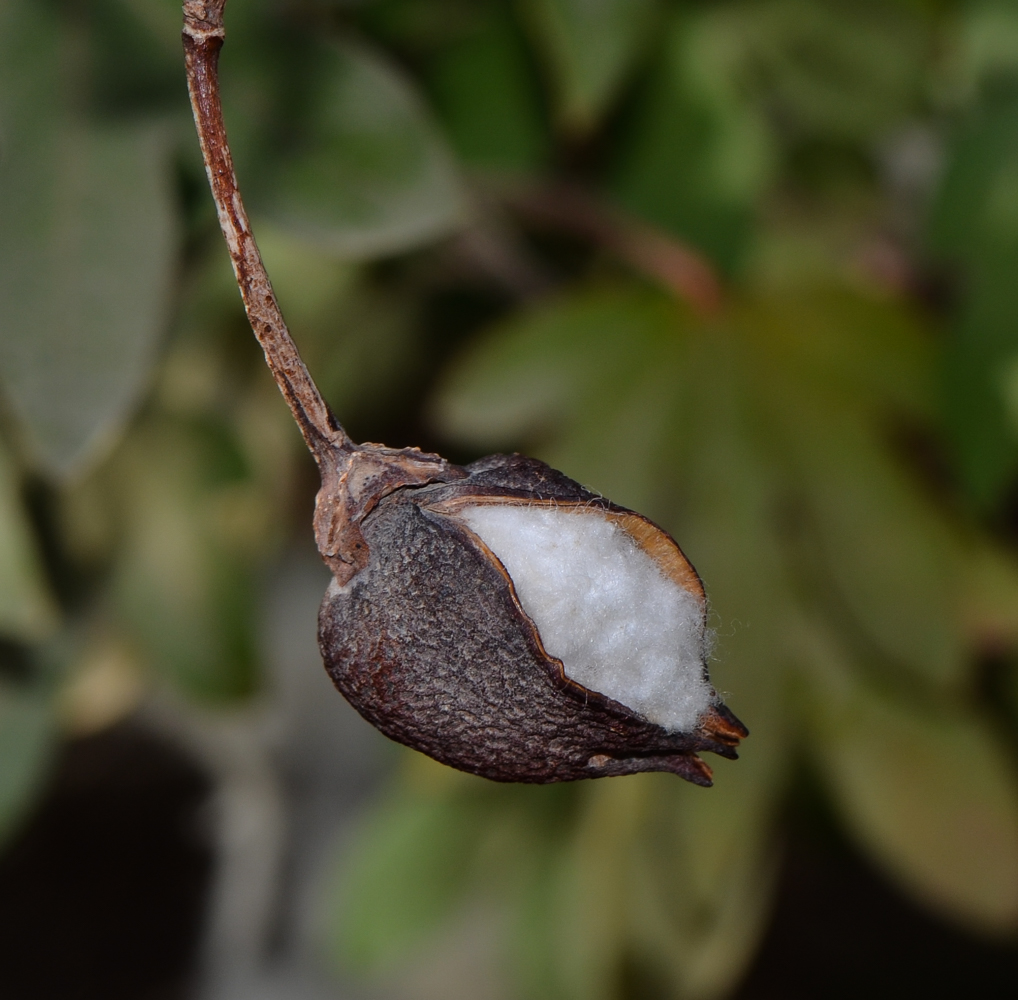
[183, 0, 746, 788]
[319, 451, 747, 785]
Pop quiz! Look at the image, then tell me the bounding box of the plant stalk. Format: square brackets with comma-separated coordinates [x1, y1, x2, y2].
[182, 0, 350, 464]
[182, 0, 462, 584]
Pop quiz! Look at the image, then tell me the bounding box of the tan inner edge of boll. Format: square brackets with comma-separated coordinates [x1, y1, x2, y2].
[427, 496, 705, 607]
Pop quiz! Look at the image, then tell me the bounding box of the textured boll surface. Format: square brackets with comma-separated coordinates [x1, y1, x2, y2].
[460, 505, 714, 732]
[317, 453, 745, 784]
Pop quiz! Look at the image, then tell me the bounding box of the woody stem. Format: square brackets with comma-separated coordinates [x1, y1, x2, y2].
[181, 0, 350, 462]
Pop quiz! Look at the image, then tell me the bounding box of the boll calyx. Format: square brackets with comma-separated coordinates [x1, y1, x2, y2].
[318, 449, 747, 786]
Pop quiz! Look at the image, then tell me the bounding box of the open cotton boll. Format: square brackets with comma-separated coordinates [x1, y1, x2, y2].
[321, 450, 746, 783]
[459, 504, 714, 733]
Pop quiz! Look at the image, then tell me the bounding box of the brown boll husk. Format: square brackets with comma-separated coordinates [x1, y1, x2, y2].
[318, 454, 747, 785]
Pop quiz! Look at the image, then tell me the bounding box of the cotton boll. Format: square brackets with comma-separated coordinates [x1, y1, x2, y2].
[319, 451, 745, 785]
[458, 504, 715, 733]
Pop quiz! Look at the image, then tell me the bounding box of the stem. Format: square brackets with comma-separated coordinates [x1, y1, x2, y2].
[509, 185, 723, 315]
[182, 0, 349, 462]
[183, 2, 465, 583]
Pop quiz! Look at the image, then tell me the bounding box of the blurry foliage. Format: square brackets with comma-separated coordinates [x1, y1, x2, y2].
[0, 0, 177, 478]
[5, 0, 1018, 998]
[265, 38, 466, 257]
[521, 0, 661, 133]
[609, 5, 774, 273]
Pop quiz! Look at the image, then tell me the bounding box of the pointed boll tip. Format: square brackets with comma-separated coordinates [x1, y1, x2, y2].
[699, 702, 750, 744]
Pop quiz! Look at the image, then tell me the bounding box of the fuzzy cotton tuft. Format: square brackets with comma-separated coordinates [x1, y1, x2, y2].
[459, 504, 714, 733]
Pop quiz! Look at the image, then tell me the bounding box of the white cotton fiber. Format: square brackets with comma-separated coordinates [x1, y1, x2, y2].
[459, 504, 714, 733]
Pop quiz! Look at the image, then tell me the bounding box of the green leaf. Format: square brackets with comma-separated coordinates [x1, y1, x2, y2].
[541, 766, 780, 1000]
[0, 441, 57, 643]
[268, 39, 466, 259]
[796, 412, 966, 687]
[501, 700, 785, 1000]
[0, 0, 59, 128]
[88, 0, 188, 113]
[333, 791, 488, 972]
[610, 6, 775, 271]
[758, 412, 964, 686]
[958, 536, 1018, 650]
[0, 678, 56, 848]
[807, 654, 1018, 932]
[724, 290, 966, 688]
[545, 776, 649, 1000]
[930, 88, 1018, 507]
[521, 0, 661, 133]
[507, 830, 575, 1000]
[804, 426, 965, 687]
[333, 762, 579, 991]
[110, 420, 262, 703]
[630, 777, 780, 1000]
[106, 0, 185, 58]
[432, 286, 689, 514]
[434, 282, 975, 694]
[952, 0, 1018, 99]
[0, 114, 177, 478]
[735, 289, 934, 419]
[746, 0, 927, 143]
[428, 8, 549, 173]
[930, 91, 1018, 263]
[0, 1, 177, 478]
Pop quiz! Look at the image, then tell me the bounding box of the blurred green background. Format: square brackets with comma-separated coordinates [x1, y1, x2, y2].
[6, 0, 1018, 998]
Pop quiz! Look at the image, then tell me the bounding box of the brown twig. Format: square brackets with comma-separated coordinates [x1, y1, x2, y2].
[182, 0, 348, 462]
[182, 0, 462, 584]
[508, 185, 724, 315]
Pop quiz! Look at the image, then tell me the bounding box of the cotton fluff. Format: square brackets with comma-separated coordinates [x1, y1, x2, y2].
[459, 504, 714, 733]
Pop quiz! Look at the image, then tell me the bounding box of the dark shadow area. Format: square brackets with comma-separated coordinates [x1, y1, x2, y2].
[0, 721, 214, 1000]
[735, 812, 1018, 999]
[7, 718, 1018, 1000]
